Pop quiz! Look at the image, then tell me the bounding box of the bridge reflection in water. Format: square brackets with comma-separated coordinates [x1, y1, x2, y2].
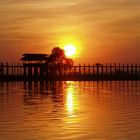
[0, 81, 140, 140]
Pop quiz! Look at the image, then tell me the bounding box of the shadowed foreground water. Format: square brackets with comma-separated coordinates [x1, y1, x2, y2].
[0, 81, 140, 140]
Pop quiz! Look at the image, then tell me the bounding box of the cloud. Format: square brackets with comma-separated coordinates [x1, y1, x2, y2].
[0, 0, 140, 62]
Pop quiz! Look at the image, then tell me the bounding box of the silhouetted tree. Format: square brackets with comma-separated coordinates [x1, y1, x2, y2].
[49, 47, 65, 65]
[48, 47, 74, 75]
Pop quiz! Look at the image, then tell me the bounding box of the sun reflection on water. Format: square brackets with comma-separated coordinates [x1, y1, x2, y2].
[66, 88, 74, 113]
[65, 82, 80, 124]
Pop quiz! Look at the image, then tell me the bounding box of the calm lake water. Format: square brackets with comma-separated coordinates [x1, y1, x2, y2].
[0, 81, 140, 140]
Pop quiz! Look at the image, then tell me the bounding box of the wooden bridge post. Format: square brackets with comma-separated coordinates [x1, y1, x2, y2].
[92, 64, 94, 75]
[122, 64, 125, 77]
[118, 63, 121, 76]
[19, 63, 21, 77]
[88, 64, 90, 75]
[28, 65, 32, 78]
[96, 63, 100, 76]
[139, 64, 140, 77]
[0, 62, 4, 76]
[79, 64, 81, 75]
[114, 63, 116, 75]
[6, 63, 9, 77]
[23, 65, 27, 78]
[40, 65, 44, 78]
[101, 64, 103, 76]
[11, 63, 13, 77]
[17, 63, 19, 76]
[13, 63, 16, 77]
[83, 64, 85, 75]
[135, 64, 137, 77]
[126, 64, 129, 77]
[34, 65, 38, 77]
[131, 63, 133, 77]
[105, 63, 108, 75]
[110, 63, 112, 75]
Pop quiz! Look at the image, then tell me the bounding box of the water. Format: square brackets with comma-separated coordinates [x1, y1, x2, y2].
[0, 81, 140, 140]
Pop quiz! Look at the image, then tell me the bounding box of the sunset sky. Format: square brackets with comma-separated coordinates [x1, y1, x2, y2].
[0, 0, 140, 64]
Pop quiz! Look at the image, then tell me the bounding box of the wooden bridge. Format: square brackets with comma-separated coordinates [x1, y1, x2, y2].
[0, 62, 140, 81]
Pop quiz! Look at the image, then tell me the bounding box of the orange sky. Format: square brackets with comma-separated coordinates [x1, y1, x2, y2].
[0, 0, 140, 64]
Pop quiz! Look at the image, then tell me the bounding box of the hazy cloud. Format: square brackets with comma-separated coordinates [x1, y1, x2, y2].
[0, 0, 140, 62]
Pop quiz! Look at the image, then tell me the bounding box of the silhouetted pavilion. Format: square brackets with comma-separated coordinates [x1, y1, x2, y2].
[20, 53, 49, 65]
[20, 54, 49, 77]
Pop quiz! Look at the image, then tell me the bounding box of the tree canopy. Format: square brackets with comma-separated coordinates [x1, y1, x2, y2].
[48, 47, 74, 67]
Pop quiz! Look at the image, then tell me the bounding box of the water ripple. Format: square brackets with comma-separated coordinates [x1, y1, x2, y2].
[0, 81, 140, 140]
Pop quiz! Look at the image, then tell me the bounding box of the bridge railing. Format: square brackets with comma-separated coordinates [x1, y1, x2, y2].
[0, 62, 140, 80]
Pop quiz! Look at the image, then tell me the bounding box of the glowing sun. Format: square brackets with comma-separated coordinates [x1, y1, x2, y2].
[64, 44, 76, 57]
